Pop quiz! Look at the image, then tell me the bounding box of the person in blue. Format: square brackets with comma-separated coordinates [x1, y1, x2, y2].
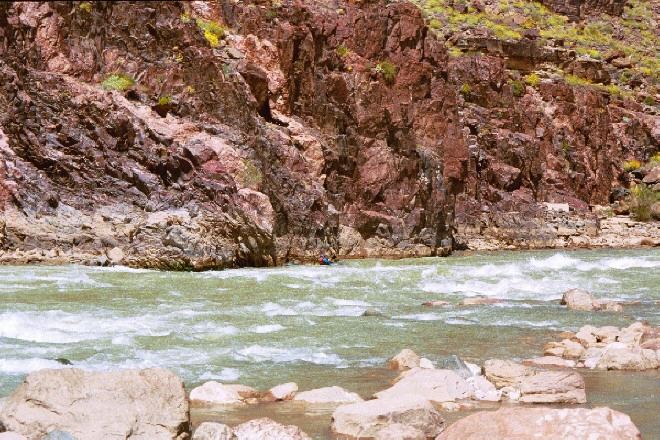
[319, 253, 331, 265]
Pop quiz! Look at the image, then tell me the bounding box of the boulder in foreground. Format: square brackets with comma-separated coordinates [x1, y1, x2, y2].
[437, 407, 641, 439]
[0, 368, 189, 440]
[331, 396, 444, 438]
[192, 422, 234, 440]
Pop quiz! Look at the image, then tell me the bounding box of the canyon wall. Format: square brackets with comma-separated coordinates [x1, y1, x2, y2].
[0, 0, 656, 268]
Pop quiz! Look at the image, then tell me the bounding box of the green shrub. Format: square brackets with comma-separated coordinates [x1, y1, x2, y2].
[180, 12, 192, 23]
[623, 160, 641, 172]
[525, 73, 540, 86]
[158, 94, 172, 106]
[240, 159, 263, 187]
[79, 2, 91, 13]
[102, 73, 135, 91]
[337, 45, 350, 57]
[460, 83, 471, 98]
[375, 61, 397, 81]
[647, 152, 660, 167]
[643, 95, 656, 106]
[626, 184, 660, 221]
[510, 80, 525, 96]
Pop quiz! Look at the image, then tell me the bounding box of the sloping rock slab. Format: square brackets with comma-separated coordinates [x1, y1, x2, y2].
[0, 368, 189, 440]
[437, 407, 640, 439]
[374, 368, 470, 403]
[331, 396, 444, 438]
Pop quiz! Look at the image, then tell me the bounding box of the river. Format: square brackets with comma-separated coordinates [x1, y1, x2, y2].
[0, 249, 658, 437]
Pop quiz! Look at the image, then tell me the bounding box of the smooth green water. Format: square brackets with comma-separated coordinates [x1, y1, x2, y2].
[0, 249, 658, 436]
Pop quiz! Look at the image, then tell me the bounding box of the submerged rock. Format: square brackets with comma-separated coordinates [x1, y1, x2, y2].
[233, 418, 310, 440]
[293, 386, 363, 404]
[0, 368, 189, 440]
[262, 382, 298, 402]
[192, 422, 235, 440]
[375, 423, 426, 440]
[560, 288, 600, 311]
[189, 382, 253, 405]
[459, 297, 503, 306]
[387, 349, 421, 371]
[437, 407, 641, 439]
[331, 396, 445, 438]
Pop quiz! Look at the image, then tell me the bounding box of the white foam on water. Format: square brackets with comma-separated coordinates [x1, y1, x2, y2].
[251, 324, 285, 334]
[233, 345, 344, 365]
[394, 313, 443, 321]
[88, 265, 154, 273]
[198, 368, 241, 382]
[261, 302, 298, 316]
[461, 263, 523, 278]
[111, 335, 133, 345]
[328, 298, 372, 307]
[490, 320, 560, 329]
[0, 310, 174, 344]
[0, 358, 69, 374]
[529, 253, 580, 270]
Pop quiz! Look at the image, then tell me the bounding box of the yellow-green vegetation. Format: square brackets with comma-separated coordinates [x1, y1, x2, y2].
[158, 94, 172, 106]
[510, 79, 525, 96]
[79, 2, 91, 13]
[525, 73, 540, 86]
[623, 160, 642, 172]
[460, 83, 471, 98]
[412, 0, 659, 91]
[375, 61, 397, 81]
[626, 184, 660, 221]
[185, 85, 195, 94]
[239, 159, 263, 187]
[180, 12, 192, 24]
[196, 19, 225, 48]
[337, 45, 351, 57]
[648, 153, 660, 167]
[102, 73, 135, 91]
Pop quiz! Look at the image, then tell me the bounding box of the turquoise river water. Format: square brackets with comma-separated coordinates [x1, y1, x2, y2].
[0, 249, 658, 437]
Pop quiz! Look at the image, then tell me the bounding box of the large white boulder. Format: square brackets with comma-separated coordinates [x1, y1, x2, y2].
[331, 396, 444, 438]
[262, 382, 298, 401]
[0, 368, 189, 440]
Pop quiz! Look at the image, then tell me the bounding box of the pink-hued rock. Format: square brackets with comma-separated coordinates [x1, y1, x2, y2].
[522, 356, 575, 368]
[482, 359, 533, 388]
[560, 288, 600, 311]
[293, 386, 363, 404]
[0, 368, 188, 440]
[262, 382, 298, 402]
[387, 349, 421, 371]
[518, 371, 586, 403]
[331, 396, 445, 438]
[374, 368, 470, 403]
[233, 418, 310, 440]
[436, 407, 641, 439]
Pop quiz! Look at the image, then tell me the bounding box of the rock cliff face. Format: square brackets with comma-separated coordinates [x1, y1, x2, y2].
[0, 0, 657, 269]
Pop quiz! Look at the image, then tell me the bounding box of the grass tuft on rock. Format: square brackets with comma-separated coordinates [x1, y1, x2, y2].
[102, 73, 135, 91]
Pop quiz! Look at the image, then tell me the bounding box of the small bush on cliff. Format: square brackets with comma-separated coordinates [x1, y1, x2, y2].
[510, 80, 525, 97]
[337, 45, 350, 57]
[196, 19, 225, 47]
[460, 83, 471, 99]
[158, 94, 172, 106]
[375, 61, 397, 81]
[626, 184, 660, 222]
[623, 160, 641, 172]
[239, 159, 263, 188]
[525, 73, 540, 87]
[79, 2, 91, 13]
[647, 153, 660, 167]
[102, 73, 135, 91]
